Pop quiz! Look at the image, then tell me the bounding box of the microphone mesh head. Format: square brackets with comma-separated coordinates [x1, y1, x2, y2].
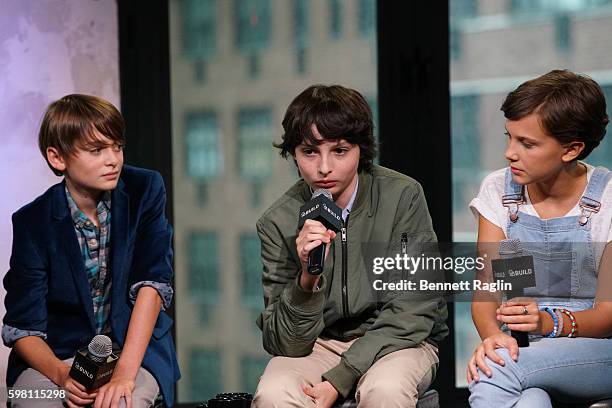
[312, 188, 332, 200]
[499, 239, 522, 256]
[88, 335, 113, 361]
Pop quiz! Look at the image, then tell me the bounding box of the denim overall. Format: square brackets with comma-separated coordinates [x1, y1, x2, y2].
[469, 166, 612, 408]
[503, 166, 612, 312]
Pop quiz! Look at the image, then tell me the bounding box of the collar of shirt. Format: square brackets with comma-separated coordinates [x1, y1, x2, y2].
[65, 186, 112, 230]
[342, 179, 359, 222]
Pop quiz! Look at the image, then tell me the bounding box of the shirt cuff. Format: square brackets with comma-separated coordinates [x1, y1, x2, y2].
[129, 281, 174, 310]
[2, 325, 47, 347]
[322, 359, 362, 398]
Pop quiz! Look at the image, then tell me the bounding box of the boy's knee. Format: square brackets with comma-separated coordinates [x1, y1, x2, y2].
[358, 376, 420, 408]
[253, 369, 310, 408]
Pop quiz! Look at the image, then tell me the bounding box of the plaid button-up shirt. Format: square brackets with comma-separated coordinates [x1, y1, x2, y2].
[66, 187, 113, 335]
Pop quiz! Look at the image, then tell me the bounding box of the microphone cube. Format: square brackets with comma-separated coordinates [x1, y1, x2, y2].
[69, 347, 121, 390]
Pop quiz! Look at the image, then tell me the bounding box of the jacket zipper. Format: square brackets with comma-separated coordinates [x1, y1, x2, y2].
[341, 215, 349, 319]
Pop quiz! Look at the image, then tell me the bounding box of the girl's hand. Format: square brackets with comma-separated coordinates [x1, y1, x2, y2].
[497, 297, 542, 333]
[467, 332, 518, 383]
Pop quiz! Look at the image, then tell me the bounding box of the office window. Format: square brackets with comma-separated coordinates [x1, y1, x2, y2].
[329, 0, 342, 39]
[451, 95, 480, 214]
[511, 0, 612, 13]
[589, 85, 612, 167]
[189, 349, 222, 402]
[239, 233, 263, 313]
[237, 108, 274, 196]
[293, 0, 309, 74]
[170, 0, 378, 402]
[235, 0, 271, 53]
[181, 0, 216, 82]
[188, 232, 220, 325]
[185, 112, 221, 205]
[554, 13, 572, 52]
[357, 0, 375, 37]
[241, 355, 270, 394]
[450, 0, 612, 389]
[450, 0, 477, 18]
[181, 0, 216, 59]
[235, 0, 271, 77]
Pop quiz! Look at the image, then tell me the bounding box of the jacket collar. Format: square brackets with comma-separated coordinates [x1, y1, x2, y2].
[298, 167, 376, 218]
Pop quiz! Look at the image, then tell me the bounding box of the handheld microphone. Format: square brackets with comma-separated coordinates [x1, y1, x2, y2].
[491, 239, 536, 347]
[297, 189, 343, 275]
[69, 335, 120, 390]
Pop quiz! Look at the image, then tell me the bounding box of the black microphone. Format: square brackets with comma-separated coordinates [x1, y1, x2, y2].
[69, 335, 120, 390]
[491, 239, 536, 347]
[297, 189, 343, 275]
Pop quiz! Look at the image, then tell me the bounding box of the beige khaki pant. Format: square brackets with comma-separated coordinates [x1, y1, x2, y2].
[253, 337, 439, 408]
[9, 358, 159, 407]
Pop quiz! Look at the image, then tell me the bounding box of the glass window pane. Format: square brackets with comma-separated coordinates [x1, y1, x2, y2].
[170, 0, 377, 402]
[181, 0, 217, 59]
[450, 0, 612, 389]
[185, 112, 222, 181]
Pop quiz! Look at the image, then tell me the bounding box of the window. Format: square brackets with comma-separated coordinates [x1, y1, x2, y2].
[293, 0, 309, 74]
[357, 0, 375, 37]
[588, 85, 612, 167]
[237, 108, 273, 180]
[241, 355, 270, 394]
[189, 348, 222, 401]
[170, 0, 378, 401]
[450, 0, 612, 389]
[239, 233, 263, 312]
[235, 0, 271, 77]
[181, 0, 216, 82]
[185, 112, 221, 205]
[329, 0, 342, 39]
[188, 231, 220, 325]
[451, 95, 480, 215]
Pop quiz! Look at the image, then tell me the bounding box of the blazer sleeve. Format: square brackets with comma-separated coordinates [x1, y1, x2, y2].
[3, 213, 49, 345]
[128, 172, 174, 292]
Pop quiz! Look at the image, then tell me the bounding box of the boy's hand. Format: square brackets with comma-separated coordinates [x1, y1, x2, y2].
[302, 381, 339, 408]
[58, 364, 98, 407]
[296, 219, 336, 291]
[93, 376, 135, 408]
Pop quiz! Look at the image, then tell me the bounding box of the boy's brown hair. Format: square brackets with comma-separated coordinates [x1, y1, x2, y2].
[501, 69, 608, 160]
[38, 94, 126, 176]
[275, 84, 377, 172]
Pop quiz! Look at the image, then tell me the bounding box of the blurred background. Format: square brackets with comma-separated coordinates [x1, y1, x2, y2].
[2, 0, 612, 406]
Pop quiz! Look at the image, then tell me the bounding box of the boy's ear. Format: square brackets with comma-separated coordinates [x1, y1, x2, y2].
[46, 147, 67, 173]
[562, 141, 585, 162]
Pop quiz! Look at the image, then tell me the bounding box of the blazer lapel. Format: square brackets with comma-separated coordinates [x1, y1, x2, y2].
[111, 179, 129, 313]
[52, 183, 96, 333]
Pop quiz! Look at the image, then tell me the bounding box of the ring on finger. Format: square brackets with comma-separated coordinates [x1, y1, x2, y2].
[522, 306, 528, 315]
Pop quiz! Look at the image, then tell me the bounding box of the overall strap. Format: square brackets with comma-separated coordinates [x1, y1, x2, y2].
[502, 167, 524, 223]
[578, 166, 612, 225]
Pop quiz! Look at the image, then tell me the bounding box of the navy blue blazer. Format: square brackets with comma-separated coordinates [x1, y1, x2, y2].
[3, 165, 180, 406]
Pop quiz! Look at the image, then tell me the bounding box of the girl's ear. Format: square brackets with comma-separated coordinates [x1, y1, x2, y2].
[562, 141, 585, 162]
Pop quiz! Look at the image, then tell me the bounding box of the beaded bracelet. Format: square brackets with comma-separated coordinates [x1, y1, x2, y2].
[558, 308, 578, 338]
[554, 308, 564, 338]
[543, 307, 559, 338]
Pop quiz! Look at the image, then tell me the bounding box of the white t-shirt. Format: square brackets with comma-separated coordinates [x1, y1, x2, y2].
[469, 163, 612, 244]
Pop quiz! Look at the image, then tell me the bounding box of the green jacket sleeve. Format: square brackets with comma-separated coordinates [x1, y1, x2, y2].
[322, 182, 448, 397]
[256, 218, 327, 357]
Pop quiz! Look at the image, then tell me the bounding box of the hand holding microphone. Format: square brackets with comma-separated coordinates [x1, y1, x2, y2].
[491, 239, 537, 347]
[296, 189, 343, 290]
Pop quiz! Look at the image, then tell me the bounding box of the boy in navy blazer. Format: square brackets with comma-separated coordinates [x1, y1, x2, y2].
[3, 94, 180, 407]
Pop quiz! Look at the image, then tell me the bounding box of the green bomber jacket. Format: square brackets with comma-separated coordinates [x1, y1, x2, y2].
[256, 165, 449, 397]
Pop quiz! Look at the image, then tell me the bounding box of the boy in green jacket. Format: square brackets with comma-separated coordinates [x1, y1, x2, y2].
[253, 85, 448, 408]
